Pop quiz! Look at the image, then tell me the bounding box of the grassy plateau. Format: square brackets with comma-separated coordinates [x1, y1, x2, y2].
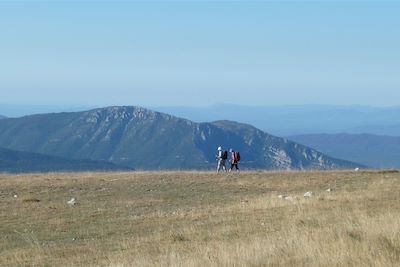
[1, 170, 400, 266]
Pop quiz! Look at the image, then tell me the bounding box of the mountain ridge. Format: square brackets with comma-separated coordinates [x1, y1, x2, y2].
[0, 106, 363, 170]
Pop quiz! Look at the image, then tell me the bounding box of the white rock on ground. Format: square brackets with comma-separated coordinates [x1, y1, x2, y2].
[284, 196, 294, 201]
[304, 191, 313, 198]
[278, 195, 294, 201]
[67, 197, 77, 205]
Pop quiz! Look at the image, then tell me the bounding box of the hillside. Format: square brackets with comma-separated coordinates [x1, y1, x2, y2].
[0, 115, 6, 119]
[0, 147, 132, 173]
[0, 106, 362, 170]
[289, 133, 400, 169]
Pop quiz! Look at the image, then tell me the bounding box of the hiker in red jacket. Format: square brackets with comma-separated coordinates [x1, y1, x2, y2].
[229, 149, 240, 172]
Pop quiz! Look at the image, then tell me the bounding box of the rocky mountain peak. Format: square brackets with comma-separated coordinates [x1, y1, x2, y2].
[83, 106, 188, 125]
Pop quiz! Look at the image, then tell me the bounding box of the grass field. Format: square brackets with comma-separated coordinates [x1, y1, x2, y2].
[1, 170, 400, 266]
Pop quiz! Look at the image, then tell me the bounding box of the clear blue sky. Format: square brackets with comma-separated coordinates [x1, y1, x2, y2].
[0, 1, 399, 107]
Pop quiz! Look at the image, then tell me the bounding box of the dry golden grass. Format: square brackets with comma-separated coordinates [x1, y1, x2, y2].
[1, 170, 400, 266]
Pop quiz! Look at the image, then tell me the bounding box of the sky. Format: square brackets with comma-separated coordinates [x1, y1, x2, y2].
[0, 1, 399, 108]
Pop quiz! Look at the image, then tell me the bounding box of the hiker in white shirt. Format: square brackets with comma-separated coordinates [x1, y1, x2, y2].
[216, 146, 227, 173]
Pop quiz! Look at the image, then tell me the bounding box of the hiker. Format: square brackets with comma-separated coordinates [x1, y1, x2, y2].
[229, 149, 240, 172]
[216, 146, 227, 173]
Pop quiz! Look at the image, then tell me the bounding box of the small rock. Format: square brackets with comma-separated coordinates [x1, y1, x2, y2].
[278, 195, 285, 199]
[304, 191, 313, 198]
[354, 168, 360, 172]
[13, 194, 18, 198]
[326, 188, 333, 192]
[67, 198, 77, 205]
[284, 196, 294, 201]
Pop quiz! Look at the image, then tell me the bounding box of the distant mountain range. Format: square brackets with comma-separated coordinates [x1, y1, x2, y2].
[3, 104, 400, 136]
[288, 133, 400, 169]
[0, 115, 6, 119]
[0, 147, 132, 173]
[0, 106, 362, 171]
[154, 105, 400, 136]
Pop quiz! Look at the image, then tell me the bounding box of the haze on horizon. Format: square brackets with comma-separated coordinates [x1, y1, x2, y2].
[0, 1, 399, 108]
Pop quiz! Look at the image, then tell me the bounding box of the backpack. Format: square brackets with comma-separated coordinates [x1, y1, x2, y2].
[234, 151, 241, 162]
[222, 150, 228, 160]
